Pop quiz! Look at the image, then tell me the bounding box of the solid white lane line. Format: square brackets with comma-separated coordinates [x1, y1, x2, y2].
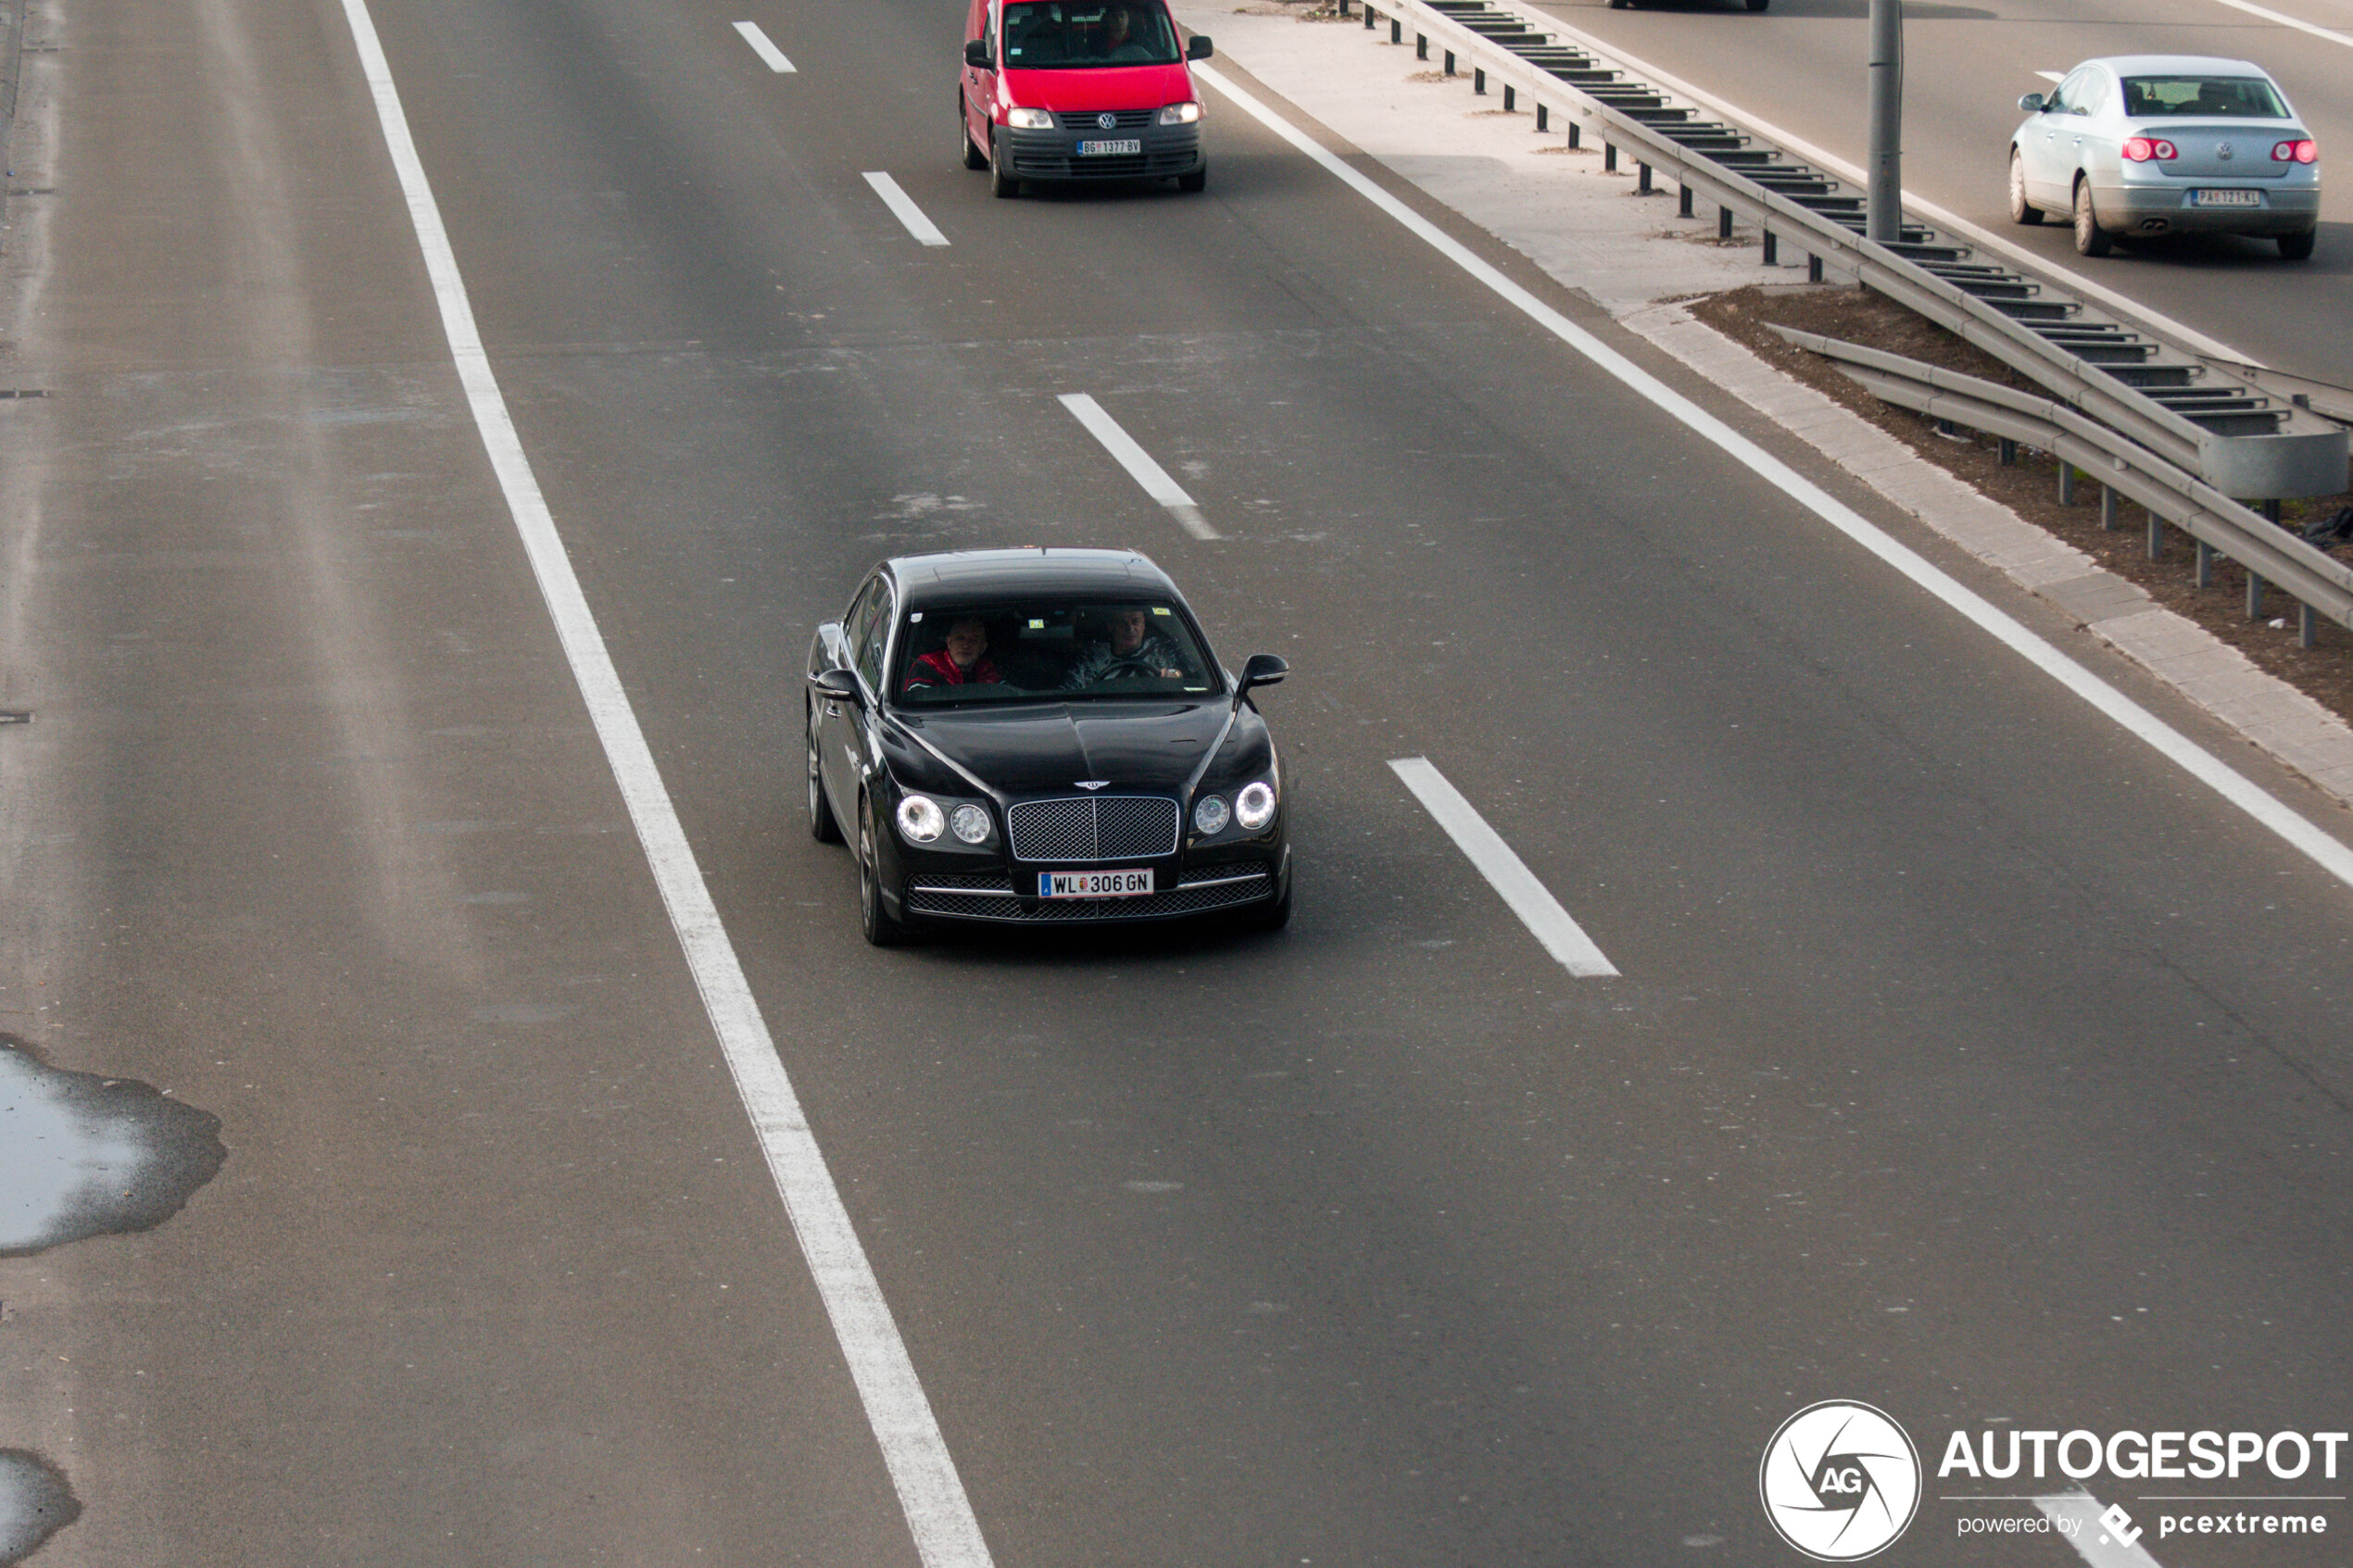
[1389, 758, 1619, 978]
[1199, 64, 2353, 896]
[733, 19, 796, 73]
[2207, 0, 2353, 48]
[863, 172, 950, 247]
[334, 2, 992, 1565]
[1057, 393, 1219, 539]
[2036, 1492, 2168, 1568]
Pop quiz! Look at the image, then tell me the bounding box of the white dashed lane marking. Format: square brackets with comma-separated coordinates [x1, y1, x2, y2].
[733, 20, 796, 72]
[1389, 758, 1618, 978]
[1057, 393, 1218, 540]
[863, 172, 950, 247]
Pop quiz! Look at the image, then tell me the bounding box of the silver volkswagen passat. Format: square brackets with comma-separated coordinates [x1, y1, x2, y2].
[2009, 55, 2320, 260]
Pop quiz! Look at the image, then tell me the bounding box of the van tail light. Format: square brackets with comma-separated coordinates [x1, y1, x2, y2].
[2272, 139, 2319, 164]
[2121, 137, 2178, 162]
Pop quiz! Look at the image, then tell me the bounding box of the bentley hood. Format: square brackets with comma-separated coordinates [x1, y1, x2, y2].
[889, 700, 1245, 799]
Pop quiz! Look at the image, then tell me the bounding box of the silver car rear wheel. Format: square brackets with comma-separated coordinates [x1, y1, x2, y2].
[2072, 176, 2112, 257]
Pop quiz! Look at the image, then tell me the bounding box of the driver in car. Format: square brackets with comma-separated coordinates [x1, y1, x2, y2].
[1064, 605, 1190, 686]
[1093, 4, 1151, 60]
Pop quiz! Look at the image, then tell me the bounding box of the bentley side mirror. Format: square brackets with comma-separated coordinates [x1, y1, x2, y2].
[2018, 92, 2046, 113]
[1237, 653, 1287, 697]
[964, 38, 992, 69]
[808, 668, 863, 707]
[1187, 34, 1214, 61]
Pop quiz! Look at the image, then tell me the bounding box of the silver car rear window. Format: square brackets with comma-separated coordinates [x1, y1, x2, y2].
[2120, 76, 2289, 119]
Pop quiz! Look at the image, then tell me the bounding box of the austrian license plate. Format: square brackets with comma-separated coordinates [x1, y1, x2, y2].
[1076, 139, 1142, 157]
[2190, 189, 2262, 207]
[1038, 869, 1154, 898]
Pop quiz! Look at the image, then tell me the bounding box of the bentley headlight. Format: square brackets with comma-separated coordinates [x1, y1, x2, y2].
[1235, 781, 1277, 832]
[1192, 795, 1230, 835]
[1157, 101, 1202, 126]
[896, 795, 945, 843]
[1006, 107, 1055, 130]
[950, 804, 992, 845]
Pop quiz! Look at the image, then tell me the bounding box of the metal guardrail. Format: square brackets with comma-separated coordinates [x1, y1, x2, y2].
[1771, 325, 2353, 644]
[1342, 0, 2350, 501]
[2200, 359, 2353, 431]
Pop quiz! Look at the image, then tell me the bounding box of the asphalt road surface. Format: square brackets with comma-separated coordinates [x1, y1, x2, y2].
[0, 0, 2348, 1564]
[1532, 0, 2353, 385]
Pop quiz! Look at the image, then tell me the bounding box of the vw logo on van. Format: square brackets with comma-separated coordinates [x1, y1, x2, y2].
[1097, 112, 1118, 130]
[2218, 142, 2235, 160]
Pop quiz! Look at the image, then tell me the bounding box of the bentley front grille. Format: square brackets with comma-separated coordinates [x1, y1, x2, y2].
[1005, 795, 1179, 862]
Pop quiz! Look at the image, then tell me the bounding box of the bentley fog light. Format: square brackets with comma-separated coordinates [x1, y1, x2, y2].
[896, 795, 945, 843]
[950, 804, 992, 845]
[1192, 795, 1230, 835]
[1235, 781, 1277, 832]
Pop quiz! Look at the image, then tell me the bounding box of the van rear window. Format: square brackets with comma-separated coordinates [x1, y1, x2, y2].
[1001, 3, 1181, 69]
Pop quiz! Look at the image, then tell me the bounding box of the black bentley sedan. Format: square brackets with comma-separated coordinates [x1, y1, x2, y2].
[805, 548, 1291, 945]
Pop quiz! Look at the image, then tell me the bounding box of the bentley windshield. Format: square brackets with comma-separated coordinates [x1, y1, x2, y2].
[894, 599, 1214, 705]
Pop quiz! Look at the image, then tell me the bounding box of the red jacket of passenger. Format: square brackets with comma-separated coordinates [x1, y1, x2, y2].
[904, 648, 1001, 690]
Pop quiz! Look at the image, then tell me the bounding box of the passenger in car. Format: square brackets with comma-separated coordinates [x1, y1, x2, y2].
[904, 616, 1002, 690]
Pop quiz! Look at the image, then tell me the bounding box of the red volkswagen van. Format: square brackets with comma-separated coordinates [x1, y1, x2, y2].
[961, 1, 1213, 196]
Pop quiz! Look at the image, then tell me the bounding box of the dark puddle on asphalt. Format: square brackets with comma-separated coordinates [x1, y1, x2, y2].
[0, 1452, 79, 1567]
[0, 1034, 224, 1562]
[0, 1035, 225, 1256]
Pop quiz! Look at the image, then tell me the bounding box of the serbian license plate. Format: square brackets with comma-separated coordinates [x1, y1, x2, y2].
[1076, 138, 1142, 157]
[1038, 869, 1154, 898]
[2191, 189, 2262, 207]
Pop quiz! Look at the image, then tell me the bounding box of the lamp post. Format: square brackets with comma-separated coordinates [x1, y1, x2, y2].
[1867, 0, 1904, 242]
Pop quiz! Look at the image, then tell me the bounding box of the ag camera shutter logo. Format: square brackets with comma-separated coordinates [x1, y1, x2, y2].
[1759, 1400, 1922, 1561]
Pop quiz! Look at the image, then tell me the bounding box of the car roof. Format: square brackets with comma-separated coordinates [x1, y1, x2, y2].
[885, 547, 1181, 608]
[2075, 56, 2272, 78]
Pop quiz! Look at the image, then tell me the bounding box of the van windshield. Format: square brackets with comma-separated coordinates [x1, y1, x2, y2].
[1000, 3, 1182, 69]
[893, 599, 1215, 707]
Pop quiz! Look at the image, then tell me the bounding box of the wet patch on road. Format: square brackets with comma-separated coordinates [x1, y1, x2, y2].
[0, 1450, 80, 1565]
[0, 1035, 226, 1257]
